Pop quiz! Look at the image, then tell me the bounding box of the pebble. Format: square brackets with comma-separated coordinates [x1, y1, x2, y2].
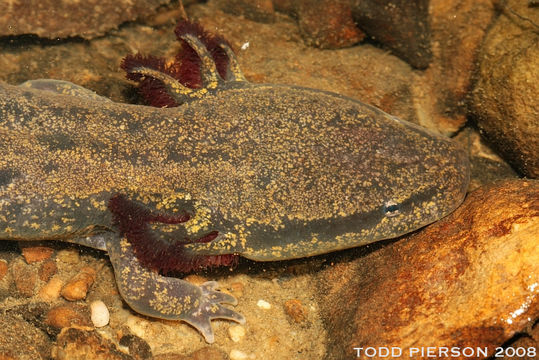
[118, 334, 151, 359]
[21, 245, 54, 264]
[187, 347, 228, 360]
[216, 0, 275, 23]
[61, 266, 96, 301]
[184, 274, 208, 286]
[283, 299, 308, 323]
[56, 249, 80, 265]
[45, 305, 89, 329]
[0, 313, 51, 359]
[38, 276, 64, 301]
[0, 259, 7, 281]
[256, 299, 271, 309]
[229, 349, 248, 360]
[39, 260, 58, 282]
[11, 258, 37, 297]
[90, 300, 110, 328]
[54, 327, 128, 360]
[228, 282, 245, 298]
[228, 325, 246, 342]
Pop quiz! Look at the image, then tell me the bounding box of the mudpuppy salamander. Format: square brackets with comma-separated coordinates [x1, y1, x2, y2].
[0, 21, 469, 342]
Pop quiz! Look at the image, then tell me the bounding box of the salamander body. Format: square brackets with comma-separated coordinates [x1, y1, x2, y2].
[0, 21, 469, 342]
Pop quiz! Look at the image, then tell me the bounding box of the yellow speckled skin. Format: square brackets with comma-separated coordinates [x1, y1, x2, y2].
[0, 81, 469, 258]
[0, 33, 469, 342]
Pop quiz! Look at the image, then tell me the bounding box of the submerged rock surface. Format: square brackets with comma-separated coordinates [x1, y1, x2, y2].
[318, 180, 538, 359]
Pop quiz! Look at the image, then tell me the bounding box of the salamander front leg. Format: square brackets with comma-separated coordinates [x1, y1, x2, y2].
[102, 234, 245, 343]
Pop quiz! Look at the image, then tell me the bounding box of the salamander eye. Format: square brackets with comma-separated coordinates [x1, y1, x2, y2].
[383, 200, 401, 217]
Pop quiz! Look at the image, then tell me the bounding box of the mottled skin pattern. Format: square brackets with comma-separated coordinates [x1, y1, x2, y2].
[0, 31, 469, 342]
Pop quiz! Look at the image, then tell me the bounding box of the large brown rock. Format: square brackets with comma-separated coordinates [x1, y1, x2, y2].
[274, 0, 429, 67]
[351, 0, 431, 69]
[412, 0, 496, 133]
[318, 179, 539, 359]
[471, 0, 539, 178]
[296, 0, 365, 49]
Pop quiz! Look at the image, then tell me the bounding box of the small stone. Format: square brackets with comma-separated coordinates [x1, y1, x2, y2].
[0, 259, 7, 281]
[283, 299, 308, 323]
[38, 276, 64, 301]
[118, 334, 152, 360]
[61, 266, 96, 301]
[216, 0, 275, 23]
[39, 260, 58, 282]
[0, 313, 52, 359]
[351, 0, 431, 68]
[184, 274, 207, 286]
[228, 282, 244, 298]
[90, 300, 110, 328]
[190, 347, 228, 360]
[56, 249, 80, 265]
[21, 245, 54, 264]
[297, 0, 365, 49]
[229, 349, 248, 360]
[228, 325, 246, 342]
[11, 258, 37, 297]
[54, 327, 131, 360]
[256, 299, 271, 309]
[45, 305, 89, 329]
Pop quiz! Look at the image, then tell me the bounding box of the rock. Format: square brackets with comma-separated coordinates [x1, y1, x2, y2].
[20, 245, 54, 264]
[471, 0, 539, 178]
[295, 0, 365, 49]
[215, 0, 275, 23]
[351, 0, 431, 68]
[257, 299, 272, 309]
[39, 259, 58, 282]
[11, 258, 38, 297]
[0, 260, 7, 281]
[118, 334, 152, 360]
[38, 276, 64, 302]
[54, 327, 134, 360]
[228, 281, 245, 298]
[61, 266, 97, 301]
[0, 0, 171, 39]
[56, 249, 81, 265]
[189, 347, 228, 360]
[275, 0, 427, 64]
[455, 128, 519, 191]
[45, 305, 91, 330]
[229, 349, 248, 360]
[412, 0, 495, 133]
[0, 313, 52, 360]
[228, 325, 246, 342]
[90, 300, 110, 328]
[500, 335, 538, 360]
[318, 179, 539, 359]
[283, 299, 308, 324]
[8, 302, 56, 337]
[183, 274, 208, 286]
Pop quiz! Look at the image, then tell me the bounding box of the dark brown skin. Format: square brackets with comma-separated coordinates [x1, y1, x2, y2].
[0, 29, 469, 343]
